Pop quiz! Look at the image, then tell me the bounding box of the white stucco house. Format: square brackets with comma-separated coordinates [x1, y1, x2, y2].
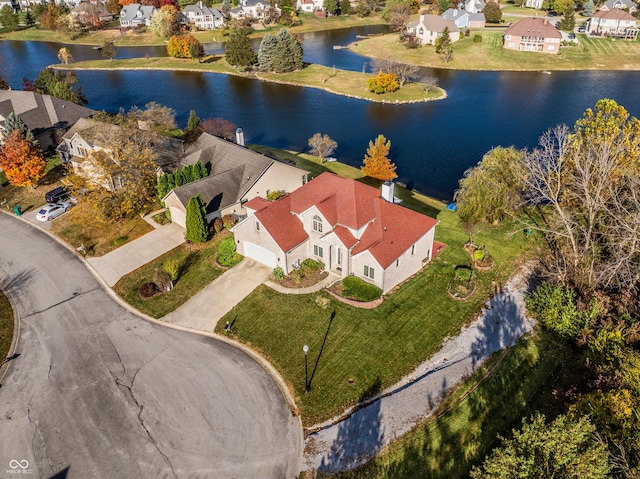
[587, 8, 638, 38]
[181, 1, 225, 29]
[405, 14, 461, 45]
[229, 0, 279, 20]
[296, 0, 323, 12]
[232, 172, 439, 294]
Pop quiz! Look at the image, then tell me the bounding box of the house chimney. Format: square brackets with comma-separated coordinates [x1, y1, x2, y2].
[381, 181, 395, 203]
[235, 127, 245, 146]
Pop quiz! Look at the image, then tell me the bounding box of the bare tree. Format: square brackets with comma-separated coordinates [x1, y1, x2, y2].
[518, 100, 640, 293]
[201, 118, 237, 142]
[421, 75, 440, 93]
[308, 133, 338, 162]
[388, 2, 411, 31]
[371, 58, 420, 87]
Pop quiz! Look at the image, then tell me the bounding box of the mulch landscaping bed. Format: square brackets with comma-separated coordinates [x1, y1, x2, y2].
[276, 269, 329, 288]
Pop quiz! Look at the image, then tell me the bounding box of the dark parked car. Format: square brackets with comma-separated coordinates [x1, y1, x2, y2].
[45, 186, 69, 204]
[569, 32, 576, 39]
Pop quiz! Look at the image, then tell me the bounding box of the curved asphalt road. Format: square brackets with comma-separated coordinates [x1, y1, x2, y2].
[0, 214, 302, 478]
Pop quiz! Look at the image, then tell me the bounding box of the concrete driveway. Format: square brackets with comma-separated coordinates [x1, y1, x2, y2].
[87, 222, 185, 286]
[163, 258, 271, 332]
[0, 214, 302, 479]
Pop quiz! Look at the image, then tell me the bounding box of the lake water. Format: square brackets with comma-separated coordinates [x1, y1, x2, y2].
[1, 29, 639, 200]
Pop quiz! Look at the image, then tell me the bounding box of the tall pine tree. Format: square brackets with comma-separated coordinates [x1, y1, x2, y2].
[361, 134, 398, 181]
[257, 33, 278, 71]
[187, 109, 200, 131]
[225, 28, 257, 66]
[2, 113, 38, 146]
[185, 194, 208, 243]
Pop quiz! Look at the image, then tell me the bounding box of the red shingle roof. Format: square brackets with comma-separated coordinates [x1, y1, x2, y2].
[254, 172, 438, 267]
[353, 197, 438, 268]
[244, 197, 271, 213]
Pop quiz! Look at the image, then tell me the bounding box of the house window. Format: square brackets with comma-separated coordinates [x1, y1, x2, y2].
[364, 265, 375, 279]
[396, 258, 399, 267]
[337, 248, 342, 265]
[313, 215, 323, 233]
[255, 221, 260, 231]
[314, 244, 323, 258]
[411, 245, 415, 256]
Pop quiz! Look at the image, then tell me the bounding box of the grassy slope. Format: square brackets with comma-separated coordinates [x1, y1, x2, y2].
[330, 332, 575, 479]
[216, 149, 532, 426]
[352, 30, 640, 71]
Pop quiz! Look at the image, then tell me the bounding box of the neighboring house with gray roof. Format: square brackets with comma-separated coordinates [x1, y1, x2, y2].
[599, 0, 638, 13]
[57, 118, 184, 189]
[72, 2, 113, 26]
[443, 0, 485, 26]
[0, 90, 94, 150]
[162, 132, 307, 228]
[119, 3, 155, 27]
[441, 8, 485, 28]
[182, 1, 224, 29]
[406, 14, 461, 45]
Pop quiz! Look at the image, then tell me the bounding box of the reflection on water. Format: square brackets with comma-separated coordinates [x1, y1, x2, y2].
[1, 32, 640, 199]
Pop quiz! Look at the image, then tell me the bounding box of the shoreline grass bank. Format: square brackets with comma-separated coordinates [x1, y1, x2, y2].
[54, 56, 446, 104]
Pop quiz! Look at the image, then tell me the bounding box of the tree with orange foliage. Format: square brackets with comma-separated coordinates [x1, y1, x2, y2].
[361, 134, 398, 181]
[119, 0, 138, 7]
[0, 130, 46, 188]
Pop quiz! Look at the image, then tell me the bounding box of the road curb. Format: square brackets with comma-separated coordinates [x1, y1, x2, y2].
[0, 277, 21, 385]
[0, 209, 304, 476]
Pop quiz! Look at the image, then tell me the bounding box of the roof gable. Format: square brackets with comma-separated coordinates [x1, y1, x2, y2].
[253, 173, 438, 267]
[181, 132, 274, 197]
[593, 7, 636, 19]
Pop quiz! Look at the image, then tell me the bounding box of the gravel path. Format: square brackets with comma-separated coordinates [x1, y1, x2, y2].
[302, 265, 537, 473]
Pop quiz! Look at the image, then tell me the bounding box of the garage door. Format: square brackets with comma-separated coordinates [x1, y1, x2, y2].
[169, 206, 186, 229]
[243, 242, 277, 268]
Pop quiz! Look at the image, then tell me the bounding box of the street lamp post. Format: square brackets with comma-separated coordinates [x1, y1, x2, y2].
[303, 344, 309, 394]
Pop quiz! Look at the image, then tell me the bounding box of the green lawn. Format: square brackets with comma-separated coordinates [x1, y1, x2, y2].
[58, 57, 444, 104]
[329, 331, 575, 479]
[113, 231, 231, 318]
[352, 30, 640, 71]
[215, 149, 533, 426]
[0, 291, 14, 362]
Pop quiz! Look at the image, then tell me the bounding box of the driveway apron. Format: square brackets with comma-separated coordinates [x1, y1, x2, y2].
[87, 223, 185, 286]
[163, 258, 271, 332]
